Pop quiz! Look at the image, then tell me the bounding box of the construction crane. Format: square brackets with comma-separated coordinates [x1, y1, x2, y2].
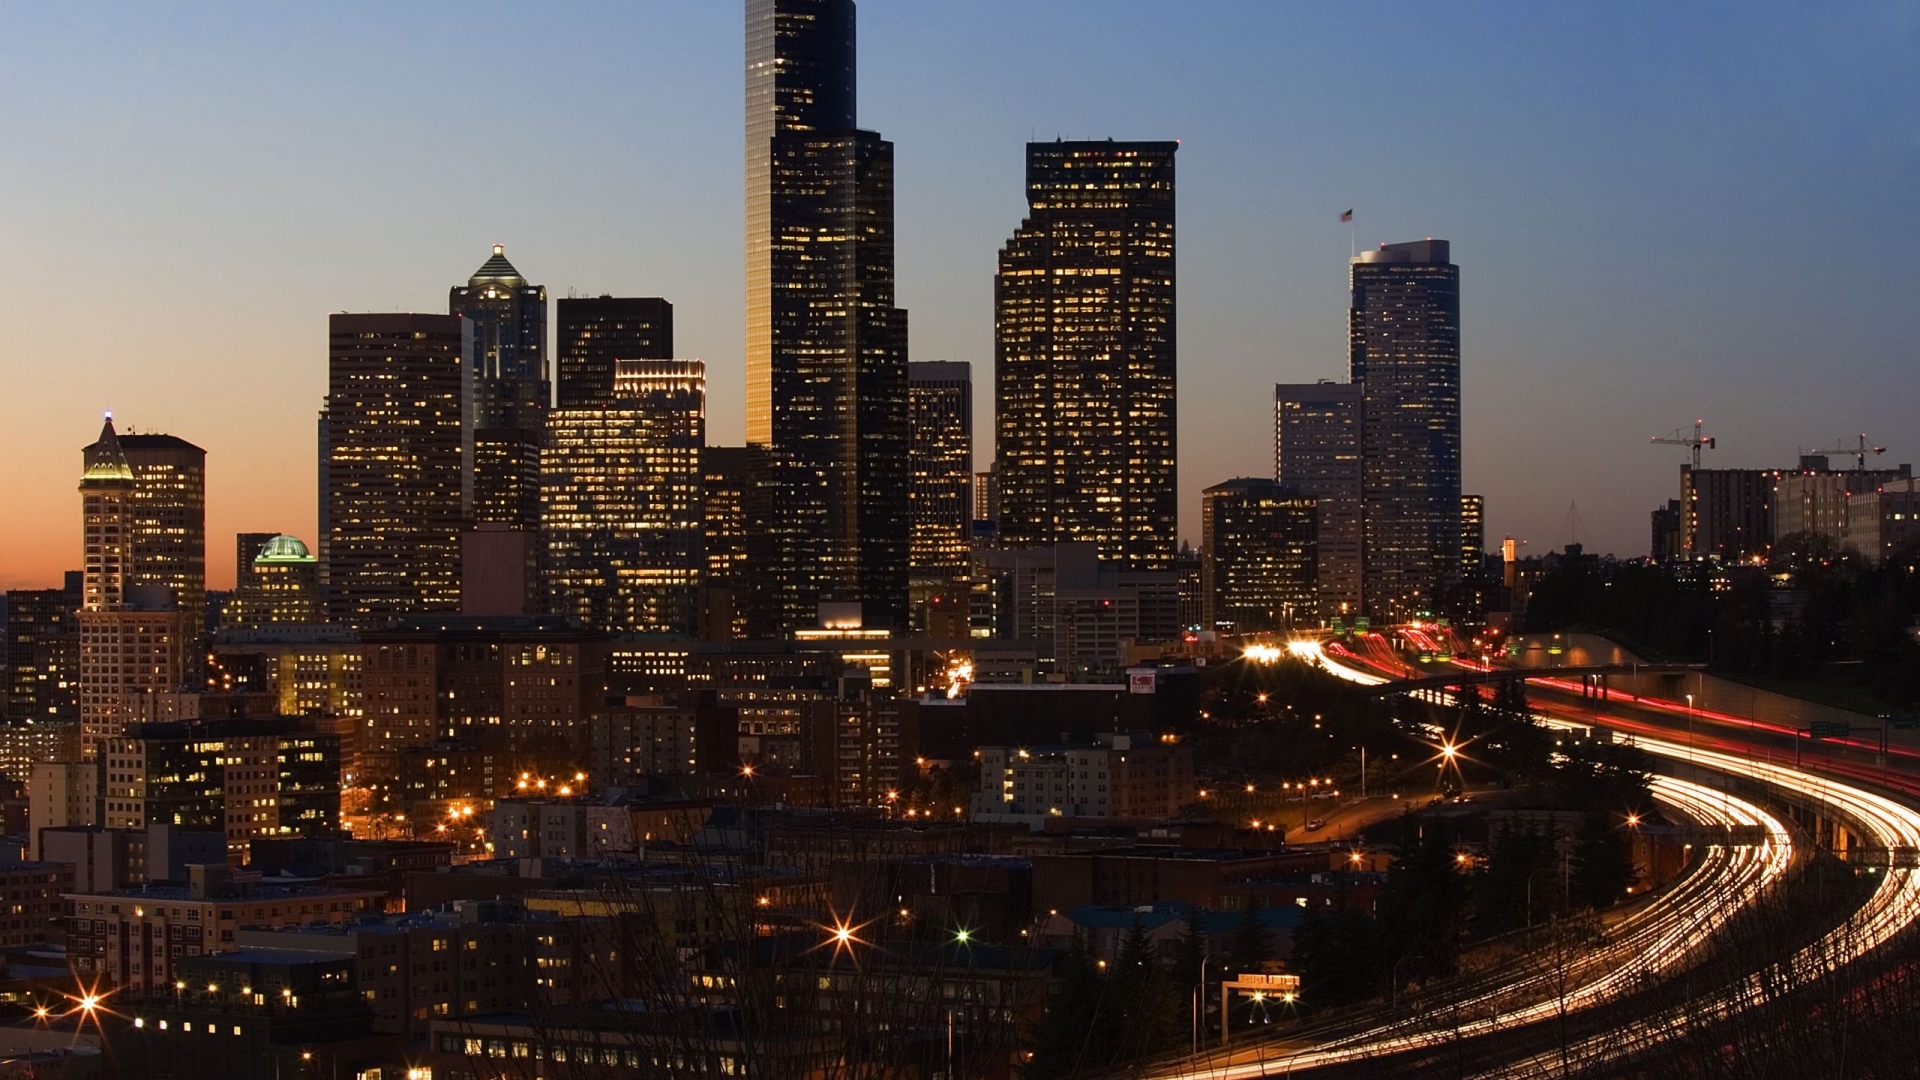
[1651, 419, 1716, 469]
[1799, 434, 1886, 471]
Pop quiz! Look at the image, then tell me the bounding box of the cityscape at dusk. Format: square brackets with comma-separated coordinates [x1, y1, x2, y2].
[2, 2, 1919, 1078]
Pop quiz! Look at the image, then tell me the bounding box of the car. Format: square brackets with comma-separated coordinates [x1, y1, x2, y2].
[1305, 818, 1327, 831]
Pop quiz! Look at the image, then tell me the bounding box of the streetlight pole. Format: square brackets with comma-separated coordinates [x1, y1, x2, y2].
[1193, 951, 1222, 1055]
[1685, 693, 1695, 771]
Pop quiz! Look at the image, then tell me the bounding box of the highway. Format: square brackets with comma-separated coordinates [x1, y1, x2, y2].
[1139, 637, 1920, 1078]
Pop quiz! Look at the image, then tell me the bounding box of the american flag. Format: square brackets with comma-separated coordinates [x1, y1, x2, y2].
[1339, 209, 1354, 222]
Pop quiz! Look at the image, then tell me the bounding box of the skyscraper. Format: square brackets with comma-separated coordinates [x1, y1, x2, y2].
[1461, 494, 1485, 580]
[746, 0, 909, 632]
[451, 245, 548, 532]
[227, 535, 321, 628]
[996, 139, 1178, 570]
[118, 433, 207, 620]
[1275, 381, 1364, 620]
[908, 362, 973, 590]
[1350, 239, 1461, 618]
[5, 571, 82, 725]
[1200, 478, 1318, 633]
[321, 314, 473, 628]
[543, 360, 706, 633]
[555, 296, 673, 408]
[700, 446, 757, 641]
[77, 417, 194, 757]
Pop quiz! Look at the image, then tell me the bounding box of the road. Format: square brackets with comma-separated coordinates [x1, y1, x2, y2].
[1133, 637, 1920, 1078]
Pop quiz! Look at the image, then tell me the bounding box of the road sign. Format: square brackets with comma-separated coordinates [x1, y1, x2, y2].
[1355, 617, 1372, 632]
[1809, 721, 1850, 739]
[1891, 715, 1920, 732]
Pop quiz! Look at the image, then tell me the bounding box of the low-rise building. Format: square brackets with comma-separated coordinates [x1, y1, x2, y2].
[0, 861, 71, 947]
[971, 732, 1194, 827]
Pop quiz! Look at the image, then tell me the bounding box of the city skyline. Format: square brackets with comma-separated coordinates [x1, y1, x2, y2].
[5, 1, 1919, 589]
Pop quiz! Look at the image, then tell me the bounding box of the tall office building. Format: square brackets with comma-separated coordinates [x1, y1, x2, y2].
[77, 417, 194, 758]
[5, 572, 82, 725]
[1200, 478, 1318, 633]
[233, 533, 278, 596]
[747, 0, 910, 632]
[1681, 466, 1779, 562]
[908, 362, 973, 588]
[321, 314, 473, 629]
[227, 535, 321, 628]
[451, 245, 549, 531]
[1461, 495, 1485, 580]
[118, 433, 207, 620]
[543, 360, 706, 633]
[700, 446, 756, 640]
[1275, 381, 1364, 620]
[996, 140, 1178, 571]
[1350, 239, 1461, 618]
[555, 296, 673, 408]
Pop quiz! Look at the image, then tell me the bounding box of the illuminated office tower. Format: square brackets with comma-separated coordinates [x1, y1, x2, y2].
[908, 362, 973, 588]
[451, 245, 548, 530]
[117, 432, 207, 620]
[76, 417, 193, 758]
[556, 295, 673, 408]
[996, 140, 1178, 570]
[1350, 239, 1461, 617]
[543, 360, 706, 633]
[227, 534, 321, 628]
[700, 446, 756, 640]
[747, 0, 910, 632]
[1200, 478, 1318, 632]
[321, 314, 473, 628]
[5, 572, 82, 725]
[1275, 381, 1363, 620]
[1461, 494, 1485, 580]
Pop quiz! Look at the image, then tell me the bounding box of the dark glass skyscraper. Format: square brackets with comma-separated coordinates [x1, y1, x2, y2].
[1350, 239, 1461, 617]
[1275, 380, 1363, 619]
[996, 140, 1178, 571]
[1200, 478, 1318, 632]
[451, 245, 548, 531]
[746, 0, 909, 632]
[555, 296, 674, 408]
[908, 362, 973, 588]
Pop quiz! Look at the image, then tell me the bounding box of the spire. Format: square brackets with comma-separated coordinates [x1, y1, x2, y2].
[81, 413, 135, 485]
[468, 244, 525, 288]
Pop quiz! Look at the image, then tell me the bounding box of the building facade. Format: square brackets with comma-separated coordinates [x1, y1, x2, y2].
[747, 0, 910, 632]
[5, 571, 82, 725]
[451, 245, 549, 535]
[543, 360, 706, 634]
[1274, 381, 1363, 620]
[555, 295, 674, 408]
[1681, 466, 1779, 562]
[907, 361, 973, 597]
[1350, 239, 1461, 619]
[1461, 494, 1485, 580]
[321, 314, 473, 628]
[1199, 478, 1318, 633]
[996, 140, 1178, 571]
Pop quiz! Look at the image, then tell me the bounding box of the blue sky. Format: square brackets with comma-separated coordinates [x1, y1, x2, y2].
[3, 1, 1917, 586]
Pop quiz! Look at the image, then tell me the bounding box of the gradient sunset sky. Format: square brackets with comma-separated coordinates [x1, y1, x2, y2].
[4, 1, 1917, 590]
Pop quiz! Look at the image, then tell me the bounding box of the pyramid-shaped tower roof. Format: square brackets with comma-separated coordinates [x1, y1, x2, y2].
[468, 244, 525, 288]
[81, 414, 135, 485]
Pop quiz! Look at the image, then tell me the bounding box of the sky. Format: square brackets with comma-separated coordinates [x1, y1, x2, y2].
[3, 1, 1918, 590]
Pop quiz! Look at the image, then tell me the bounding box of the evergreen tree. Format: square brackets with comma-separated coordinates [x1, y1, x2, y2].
[1230, 900, 1271, 972]
[1023, 934, 1103, 1080]
[1569, 812, 1636, 910]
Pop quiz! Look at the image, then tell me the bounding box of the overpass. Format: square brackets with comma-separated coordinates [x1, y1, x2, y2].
[1357, 662, 1705, 697]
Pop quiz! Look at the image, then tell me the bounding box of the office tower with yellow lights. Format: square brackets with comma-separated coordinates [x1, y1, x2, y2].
[1275, 380, 1364, 620]
[76, 417, 194, 757]
[543, 359, 706, 633]
[1200, 478, 1318, 632]
[746, 0, 910, 633]
[321, 313, 473, 628]
[908, 362, 973, 607]
[556, 295, 673, 408]
[995, 139, 1178, 570]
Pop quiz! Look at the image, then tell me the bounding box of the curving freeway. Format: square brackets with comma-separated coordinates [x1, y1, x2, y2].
[1154, 637, 1920, 1077]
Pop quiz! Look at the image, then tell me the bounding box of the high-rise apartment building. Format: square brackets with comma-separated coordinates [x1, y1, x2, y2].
[543, 360, 706, 633]
[555, 296, 673, 408]
[747, 0, 910, 632]
[6, 572, 82, 725]
[321, 314, 473, 628]
[908, 362, 973, 589]
[451, 245, 549, 533]
[1274, 381, 1364, 620]
[1200, 478, 1318, 633]
[1461, 495, 1485, 580]
[996, 140, 1178, 571]
[1681, 467, 1779, 562]
[77, 418, 195, 758]
[1350, 240, 1461, 618]
[118, 433, 207, 620]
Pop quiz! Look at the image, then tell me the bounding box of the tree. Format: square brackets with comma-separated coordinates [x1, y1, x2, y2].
[1111, 915, 1181, 1057]
[1023, 934, 1103, 1080]
[1569, 812, 1635, 910]
[1379, 823, 1468, 977]
[1230, 900, 1271, 972]
[1292, 904, 1387, 1008]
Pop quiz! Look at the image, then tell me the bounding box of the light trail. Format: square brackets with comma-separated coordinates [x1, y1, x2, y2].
[1160, 635, 1920, 1077]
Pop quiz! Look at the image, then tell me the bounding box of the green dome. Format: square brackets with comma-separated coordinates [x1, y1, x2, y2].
[256, 534, 315, 563]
